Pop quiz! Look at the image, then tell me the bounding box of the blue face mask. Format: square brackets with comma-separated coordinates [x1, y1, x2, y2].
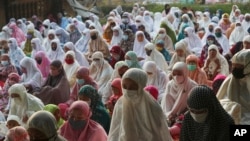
[1, 61, 9, 66]
[77, 79, 85, 85]
[69, 118, 86, 130]
[123, 35, 128, 40]
[125, 60, 132, 67]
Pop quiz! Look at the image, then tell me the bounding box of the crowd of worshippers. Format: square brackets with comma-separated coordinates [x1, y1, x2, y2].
[0, 2, 249, 141]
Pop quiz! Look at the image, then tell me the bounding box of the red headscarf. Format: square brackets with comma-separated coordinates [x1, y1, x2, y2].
[109, 46, 125, 68]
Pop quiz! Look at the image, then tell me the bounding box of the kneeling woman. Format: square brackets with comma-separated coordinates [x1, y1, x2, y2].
[34, 60, 70, 105]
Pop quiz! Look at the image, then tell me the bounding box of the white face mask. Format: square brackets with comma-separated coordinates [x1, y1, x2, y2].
[173, 75, 185, 84]
[158, 33, 165, 39]
[190, 111, 208, 123]
[123, 89, 138, 99]
[92, 60, 101, 67]
[125, 60, 133, 67]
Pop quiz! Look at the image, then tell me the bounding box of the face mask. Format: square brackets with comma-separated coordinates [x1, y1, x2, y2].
[232, 67, 245, 79]
[144, 15, 150, 20]
[93, 60, 101, 67]
[69, 118, 86, 130]
[123, 35, 128, 40]
[204, 17, 209, 21]
[1, 61, 9, 66]
[216, 13, 220, 17]
[156, 46, 163, 51]
[183, 19, 188, 23]
[173, 75, 185, 84]
[65, 58, 74, 64]
[215, 32, 222, 38]
[36, 59, 42, 65]
[190, 111, 208, 123]
[208, 28, 213, 32]
[122, 18, 129, 24]
[123, 89, 138, 99]
[113, 55, 120, 60]
[207, 40, 214, 45]
[158, 33, 165, 39]
[77, 79, 85, 85]
[91, 35, 97, 40]
[235, 26, 241, 30]
[187, 64, 196, 71]
[26, 34, 33, 40]
[125, 60, 132, 67]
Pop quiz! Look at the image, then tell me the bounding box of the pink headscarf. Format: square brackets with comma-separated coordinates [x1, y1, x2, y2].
[144, 85, 159, 100]
[8, 23, 26, 46]
[6, 126, 29, 141]
[59, 101, 107, 141]
[35, 51, 51, 79]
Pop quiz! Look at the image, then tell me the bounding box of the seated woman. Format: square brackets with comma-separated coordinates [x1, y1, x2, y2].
[59, 101, 107, 141]
[8, 84, 44, 126]
[180, 85, 234, 141]
[89, 52, 113, 102]
[0, 54, 17, 84]
[133, 31, 149, 60]
[143, 61, 168, 103]
[20, 57, 43, 93]
[65, 66, 98, 106]
[34, 60, 70, 105]
[27, 111, 67, 141]
[203, 45, 229, 81]
[47, 39, 65, 62]
[34, 51, 51, 80]
[144, 43, 169, 73]
[106, 78, 123, 116]
[119, 29, 134, 53]
[30, 38, 46, 59]
[1, 73, 20, 113]
[124, 51, 141, 69]
[186, 54, 211, 86]
[168, 40, 191, 71]
[108, 68, 173, 141]
[86, 29, 110, 61]
[109, 45, 125, 68]
[43, 104, 65, 129]
[78, 85, 110, 133]
[199, 35, 223, 67]
[161, 62, 197, 126]
[63, 51, 80, 89]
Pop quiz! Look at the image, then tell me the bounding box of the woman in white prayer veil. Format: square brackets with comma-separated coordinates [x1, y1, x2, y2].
[75, 29, 90, 53]
[89, 14, 103, 34]
[42, 29, 58, 51]
[217, 49, 250, 125]
[47, 39, 65, 62]
[143, 11, 154, 33]
[229, 22, 248, 46]
[183, 27, 202, 56]
[201, 12, 211, 31]
[0, 26, 11, 40]
[17, 19, 27, 34]
[63, 42, 89, 67]
[89, 51, 113, 103]
[135, 15, 150, 32]
[168, 40, 191, 71]
[72, 18, 86, 33]
[30, 38, 46, 59]
[161, 62, 197, 123]
[20, 57, 43, 91]
[242, 13, 250, 33]
[152, 12, 162, 37]
[143, 61, 168, 103]
[133, 31, 149, 60]
[144, 43, 169, 73]
[108, 68, 173, 141]
[110, 25, 123, 47]
[42, 19, 51, 38]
